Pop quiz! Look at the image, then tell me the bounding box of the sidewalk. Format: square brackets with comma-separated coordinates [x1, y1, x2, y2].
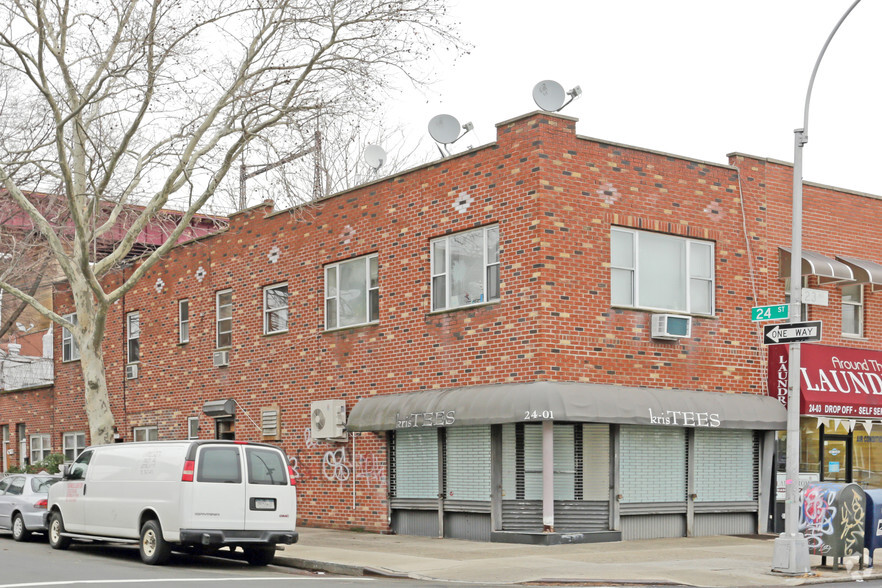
[276, 528, 882, 586]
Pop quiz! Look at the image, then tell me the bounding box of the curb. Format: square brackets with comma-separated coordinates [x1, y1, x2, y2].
[274, 555, 408, 579]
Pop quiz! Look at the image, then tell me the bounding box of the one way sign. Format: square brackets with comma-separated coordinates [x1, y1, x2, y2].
[763, 320, 822, 345]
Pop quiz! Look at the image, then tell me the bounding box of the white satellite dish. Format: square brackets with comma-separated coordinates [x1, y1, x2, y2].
[428, 114, 463, 145]
[532, 80, 583, 112]
[363, 144, 387, 170]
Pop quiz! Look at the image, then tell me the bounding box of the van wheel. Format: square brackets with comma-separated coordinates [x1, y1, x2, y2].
[48, 512, 70, 550]
[139, 520, 171, 565]
[244, 546, 276, 566]
[11, 513, 30, 542]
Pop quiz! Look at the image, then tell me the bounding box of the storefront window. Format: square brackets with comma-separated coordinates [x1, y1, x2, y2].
[853, 430, 882, 488]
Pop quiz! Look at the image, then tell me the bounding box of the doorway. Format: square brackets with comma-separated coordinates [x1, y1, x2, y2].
[821, 434, 851, 482]
[215, 418, 235, 440]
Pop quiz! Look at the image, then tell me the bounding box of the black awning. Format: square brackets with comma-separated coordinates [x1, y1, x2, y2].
[347, 381, 786, 432]
[779, 247, 853, 283]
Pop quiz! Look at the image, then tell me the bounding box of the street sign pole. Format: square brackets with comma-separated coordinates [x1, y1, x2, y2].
[771, 1, 863, 574]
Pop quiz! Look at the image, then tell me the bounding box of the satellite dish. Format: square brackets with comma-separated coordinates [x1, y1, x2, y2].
[428, 114, 463, 144]
[363, 144, 387, 170]
[533, 80, 566, 112]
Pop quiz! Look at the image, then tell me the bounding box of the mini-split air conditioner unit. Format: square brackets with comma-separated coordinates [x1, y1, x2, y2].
[311, 399, 347, 440]
[651, 314, 692, 340]
[212, 350, 230, 367]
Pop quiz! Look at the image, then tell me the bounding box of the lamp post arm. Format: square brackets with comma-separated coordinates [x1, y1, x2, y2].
[802, 0, 863, 136]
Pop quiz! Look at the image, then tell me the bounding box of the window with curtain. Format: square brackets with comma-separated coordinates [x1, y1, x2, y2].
[611, 227, 714, 315]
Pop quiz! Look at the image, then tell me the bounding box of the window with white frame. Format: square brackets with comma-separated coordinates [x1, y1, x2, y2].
[179, 299, 189, 344]
[126, 312, 140, 363]
[62, 313, 80, 362]
[263, 284, 288, 334]
[431, 225, 500, 311]
[187, 417, 199, 440]
[842, 284, 863, 337]
[62, 432, 86, 462]
[610, 227, 714, 315]
[325, 254, 379, 329]
[30, 434, 50, 463]
[216, 290, 232, 348]
[133, 426, 158, 442]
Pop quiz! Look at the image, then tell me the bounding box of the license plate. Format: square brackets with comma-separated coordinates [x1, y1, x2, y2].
[251, 498, 276, 511]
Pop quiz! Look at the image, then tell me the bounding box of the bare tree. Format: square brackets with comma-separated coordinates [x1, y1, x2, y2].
[0, 0, 461, 444]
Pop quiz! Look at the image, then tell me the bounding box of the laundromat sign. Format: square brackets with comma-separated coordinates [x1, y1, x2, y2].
[768, 343, 882, 417]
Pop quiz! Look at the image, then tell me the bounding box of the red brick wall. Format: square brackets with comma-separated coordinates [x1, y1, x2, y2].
[28, 111, 882, 531]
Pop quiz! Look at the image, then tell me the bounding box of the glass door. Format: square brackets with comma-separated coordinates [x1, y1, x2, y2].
[822, 436, 851, 482]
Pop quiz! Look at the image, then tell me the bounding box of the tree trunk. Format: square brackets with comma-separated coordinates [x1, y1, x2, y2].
[80, 342, 115, 445]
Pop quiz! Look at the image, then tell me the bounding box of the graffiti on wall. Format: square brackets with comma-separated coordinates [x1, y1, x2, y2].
[799, 483, 865, 557]
[287, 427, 385, 485]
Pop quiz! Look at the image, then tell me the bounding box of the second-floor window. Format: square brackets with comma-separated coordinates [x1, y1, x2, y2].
[431, 225, 500, 311]
[325, 254, 379, 330]
[179, 299, 189, 344]
[610, 227, 714, 315]
[263, 284, 289, 334]
[62, 432, 86, 462]
[842, 284, 863, 337]
[216, 290, 232, 348]
[127, 312, 140, 363]
[62, 313, 80, 362]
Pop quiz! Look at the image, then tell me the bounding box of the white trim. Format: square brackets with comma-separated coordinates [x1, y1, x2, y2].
[430, 225, 499, 312]
[263, 283, 289, 335]
[324, 254, 379, 330]
[179, 299, 190, 344]
[126, 311, 140, 364]
[216, 289, 233, 349]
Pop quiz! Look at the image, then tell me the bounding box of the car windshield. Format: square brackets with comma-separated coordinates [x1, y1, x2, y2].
[31, 477, 59, 493]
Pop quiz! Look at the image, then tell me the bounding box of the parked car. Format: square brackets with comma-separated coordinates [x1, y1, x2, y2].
[0, 474, 61, 541]
[47, 440, 298, 565]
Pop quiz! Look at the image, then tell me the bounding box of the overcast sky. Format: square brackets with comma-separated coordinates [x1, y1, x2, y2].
[393, 0, 882, 197]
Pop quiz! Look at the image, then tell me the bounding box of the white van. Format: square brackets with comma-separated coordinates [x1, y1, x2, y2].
[46, 440, 297, 565]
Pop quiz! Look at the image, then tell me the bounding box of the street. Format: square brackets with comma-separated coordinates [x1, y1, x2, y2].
[0, 534, 455, 588]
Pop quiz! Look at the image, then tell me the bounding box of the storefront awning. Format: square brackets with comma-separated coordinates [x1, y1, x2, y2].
[769, 344, 882, 418]
[778, 247, 854, 284]
[836, 255, 882, 289]
[348, 381, 786, 432]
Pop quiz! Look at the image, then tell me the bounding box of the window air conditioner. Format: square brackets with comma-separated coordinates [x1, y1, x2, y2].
[212, 350, 230, 367]
[311, 399, 347, 440]
[651, 314, 692, 340]
[125, 364, 139, 380]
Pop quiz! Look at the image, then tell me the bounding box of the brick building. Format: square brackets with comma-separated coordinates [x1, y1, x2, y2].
[7, 110, 882, 542]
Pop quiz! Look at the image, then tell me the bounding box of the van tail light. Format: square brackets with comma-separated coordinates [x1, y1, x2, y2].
[34, 498, 48, 509]
[182, 460, 196, 482]
[288, 465, 297, 486]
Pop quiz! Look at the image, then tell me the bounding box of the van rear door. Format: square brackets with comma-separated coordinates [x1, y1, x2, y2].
[243, 446, 296, 531]
[188, 445, 246, 530]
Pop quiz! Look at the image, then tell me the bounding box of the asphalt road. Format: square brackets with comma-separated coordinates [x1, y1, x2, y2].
[0, 532, 430, 588]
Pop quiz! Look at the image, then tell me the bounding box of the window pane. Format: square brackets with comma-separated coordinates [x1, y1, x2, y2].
[197, 447, 242, 483]
[610, 268, 633, 306]
[218, 291, 232, 319]
[843, 304, 861, 335]
[128, 338, 140, 363]
[638, 232, 686, 311]
[432, 276, 446, 311]
[432, 241, 446, 275]
[180, 300, 189, 321]
[842, 284, 861, 304]
[486, 226, 499, 265]
[690, 279, 712, 315]
[690, 242, 713, 279]
[369, 289, 379, 322]
[326, 267, 337, 298]
[246, 447, 287, 485]
[338, 259, 368, 326]
[369, 256, 378, 289]
[326, 298, 337, 329]
[449, 230, 484, 307]
[611, 230, 633, 268]
[180, 322, 189, 343]
[486, 265, 499, 300]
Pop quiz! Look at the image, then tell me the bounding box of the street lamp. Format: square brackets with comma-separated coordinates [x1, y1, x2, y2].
[771, 0, 863, 575]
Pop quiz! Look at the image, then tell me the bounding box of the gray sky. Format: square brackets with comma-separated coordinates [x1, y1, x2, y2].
[396, 0, 882, 197]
